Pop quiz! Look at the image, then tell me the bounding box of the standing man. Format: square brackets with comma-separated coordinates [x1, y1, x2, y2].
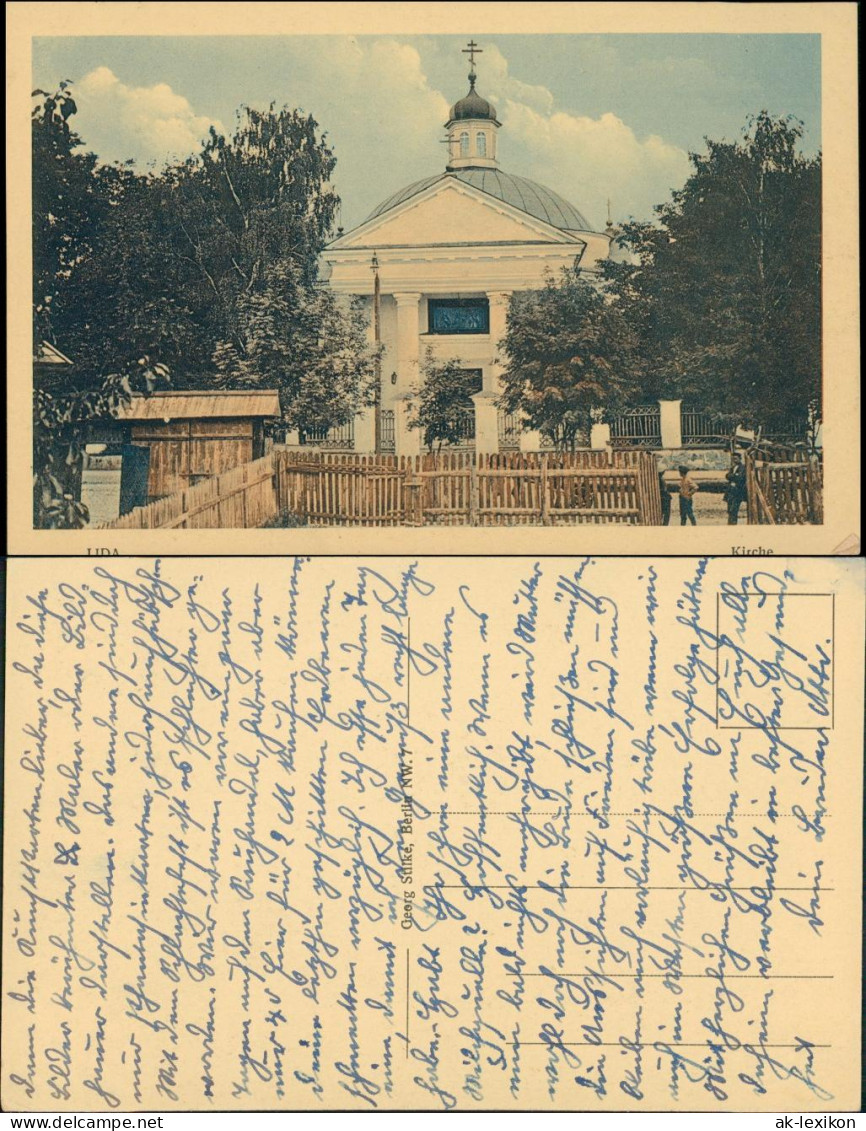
[657, 465, 671, 525]
[677, 465, 699, 525]
[724, 455, 748, 524]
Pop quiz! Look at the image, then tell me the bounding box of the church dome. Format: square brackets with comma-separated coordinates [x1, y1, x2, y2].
[448, 78, 498, 124]
[365, 169, 592, 233]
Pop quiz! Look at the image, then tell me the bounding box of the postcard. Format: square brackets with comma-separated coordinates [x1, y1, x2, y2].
[2, 554, 863, 1111]
[5, 2, 860, 555]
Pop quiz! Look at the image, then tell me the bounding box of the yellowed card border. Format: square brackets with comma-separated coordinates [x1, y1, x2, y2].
[1, 554, 863, 1112]
[6, 3, 860, 555]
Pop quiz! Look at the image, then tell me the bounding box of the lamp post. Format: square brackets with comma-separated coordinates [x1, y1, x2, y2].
[371, 252, 381, 452]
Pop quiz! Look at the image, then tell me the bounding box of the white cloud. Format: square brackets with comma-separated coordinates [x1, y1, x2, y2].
[268, 38, 453, 229]
[501, 101, 692, 227]
[476, 45, 555, 116]
[75, 66, 224, 167]
[67, 45, 692, 228]
[312, 40, 450, 170]
[321, 38, 691, 230]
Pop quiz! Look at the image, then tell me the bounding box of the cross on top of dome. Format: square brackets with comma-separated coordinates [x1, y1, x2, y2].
[448, 40, 499, 126]
[463, 39, 482, 80]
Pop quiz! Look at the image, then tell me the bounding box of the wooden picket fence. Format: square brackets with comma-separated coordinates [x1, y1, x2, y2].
[276, 449, 663, 527]
[744, 450, 823, 525]
[99, 448, 663, 529]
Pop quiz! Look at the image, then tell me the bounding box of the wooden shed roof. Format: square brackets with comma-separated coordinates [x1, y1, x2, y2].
[35, 341, 74, 366]
[117, 390, 281, 421]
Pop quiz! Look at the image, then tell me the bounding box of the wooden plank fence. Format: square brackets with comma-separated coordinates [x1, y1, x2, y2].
[98, 453, 278, 530]
[744, 451, 823, 525]
[98, 448, 664, 529]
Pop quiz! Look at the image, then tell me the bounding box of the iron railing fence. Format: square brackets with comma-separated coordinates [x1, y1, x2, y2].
[609, 405, 662, 448]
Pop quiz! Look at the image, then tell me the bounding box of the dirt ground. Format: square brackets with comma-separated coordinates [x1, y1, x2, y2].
[665, 487, 742, 526]
[692, 488, 731, 525]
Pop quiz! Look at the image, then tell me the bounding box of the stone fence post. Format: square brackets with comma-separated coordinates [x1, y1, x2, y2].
[658, 399, 682, 449]
[590, 422, 611, 450]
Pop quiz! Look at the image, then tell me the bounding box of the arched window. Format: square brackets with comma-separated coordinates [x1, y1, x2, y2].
[476, 131, 487, 157]
[459, 131, 470, 157]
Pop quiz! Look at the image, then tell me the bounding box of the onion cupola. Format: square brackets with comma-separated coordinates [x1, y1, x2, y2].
[445, 41, 501, 170]
[359, 39, 601, 237]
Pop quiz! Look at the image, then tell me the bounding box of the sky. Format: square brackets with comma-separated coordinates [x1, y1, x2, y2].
[33, 33, 821, 233]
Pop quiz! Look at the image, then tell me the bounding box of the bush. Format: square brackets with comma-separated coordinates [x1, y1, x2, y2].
[261, 508, 306, 528]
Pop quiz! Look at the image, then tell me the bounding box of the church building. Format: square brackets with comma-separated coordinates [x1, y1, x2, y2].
[321, 42, 613, 456]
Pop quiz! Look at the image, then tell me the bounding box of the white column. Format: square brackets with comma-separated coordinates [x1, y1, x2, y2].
[476, 291, 512, 452]
[394, 292, 422, 394]
[364, 294, 382, 447]
[355, 296, 380, 455]
[393, 292, 422, 457]
[659, 399, 682, 449]
[485, 291, 511, 395]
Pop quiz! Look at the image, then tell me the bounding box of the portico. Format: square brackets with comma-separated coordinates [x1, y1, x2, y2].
[321, 44, 613, 455]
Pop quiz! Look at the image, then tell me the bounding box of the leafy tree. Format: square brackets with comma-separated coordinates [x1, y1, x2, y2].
[213, 259, 380, 432]
[499, 267, 639, 449]
[410, 352, 481, 451]
[51, 166, 205, 381]
[32, 95, 343, 525]
[155, 105, 339, 381]
[32, 82, 104, 343]
[606, 112, 821, 427]
[51, 104, 340, 385]
[32, 85, 170, 528]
